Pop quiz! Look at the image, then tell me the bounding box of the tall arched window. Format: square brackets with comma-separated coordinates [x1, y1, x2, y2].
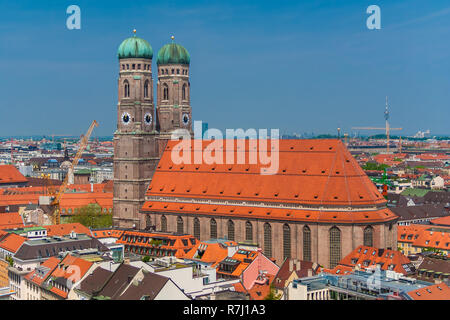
[210, 219, 217, 239]
[264, 222, 272, 257]
[303, 225, 311, 262]
[177, 216, 183, 234]
[364, 226, 374, 247]
[193, 218, 200, 240]
[144, 80, 149, 98]
[182, 84, 187, 100]
[161, 215, 167, 232]
[283, 224, 291, 260]
[227, 220, 235, 241]
[124, 80, 130, 98]
[163, 84, 169, 100]
[329, 226, 341, 268]
[245, 221, 253, 242]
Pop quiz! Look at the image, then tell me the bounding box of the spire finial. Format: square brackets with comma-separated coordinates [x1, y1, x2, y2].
[171, 35, 175, 42]
[133, 29, 137, 36]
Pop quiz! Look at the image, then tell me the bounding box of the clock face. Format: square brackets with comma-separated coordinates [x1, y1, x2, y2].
[121, 112, 131, 125]
[182, 113, 190, 126]
[144, 113, 152, 125]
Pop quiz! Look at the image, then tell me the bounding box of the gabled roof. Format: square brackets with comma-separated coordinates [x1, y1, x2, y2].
[117, 271, 170, 300]
[78, 267, 113, 297]
[0, 212, 24, 229]
[142, 139, 396, 224]
[25, 257, 60, 286]
[0, 233, 26, 253]
[97, 263, 141, 299]
[44, 223, 91, 237]
[0, 165, 28, 184]
[272, 258, 318, 290]
[182, 240, 237, 266]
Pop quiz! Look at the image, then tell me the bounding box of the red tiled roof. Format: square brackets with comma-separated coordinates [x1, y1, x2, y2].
[333, 245, 413, 274]
[44, 223, 92, 237]
[91, 229, 124, 239]
[142, 139, 396, 224]
[25, 257, 60, 286]
[0, 233, 26, 253]
[408, 283, 450, 300]
[0, 165, 28, 184]
[183, 241, 236, 266]
[430, 216, 450, 227]
[0, 212, 24, 229]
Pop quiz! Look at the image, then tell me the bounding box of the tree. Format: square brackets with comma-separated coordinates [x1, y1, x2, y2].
[264, 285, 282, 300]
[142, 256, 150, 262]
[67, 203, 112, 229]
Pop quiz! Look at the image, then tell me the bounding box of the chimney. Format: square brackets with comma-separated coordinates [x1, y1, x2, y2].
[307, 269, 313, 277]
[295, 260, 301, 271]
[289, 259, 293, 272]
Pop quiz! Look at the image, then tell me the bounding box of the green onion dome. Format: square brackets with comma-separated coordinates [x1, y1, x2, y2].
[118, 31, 153, 60]
[157, 36, 190, 65]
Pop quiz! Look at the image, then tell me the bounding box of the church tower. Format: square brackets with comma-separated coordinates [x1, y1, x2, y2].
[113, 31, 160, 229]
[155, 36, 192, 154]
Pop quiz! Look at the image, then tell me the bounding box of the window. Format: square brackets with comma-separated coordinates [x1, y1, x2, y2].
[144, 80, 149, 98]
[210, 219, 217, 239]
[161, 215, 167, 232]
[303, 225, 311, 262]
[329, 226, 341, 268]
[364, 226, 374, 247]
[124, 80, 130, 98]
[177, 69, 180, 74]
[193, 218, 200, 240]
[137, 64, 141, 70]
[182, 84, 187, 100]
[245, 221, 253, 242]
[177, 216, 184, 234]
[163, 84, 169, 100]
[283, 224, 291, 260]
[264, 222, 272, 257]
[227, 220, 235, 241]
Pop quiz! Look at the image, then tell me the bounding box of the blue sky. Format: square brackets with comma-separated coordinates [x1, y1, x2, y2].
[1, 0, 449, 137]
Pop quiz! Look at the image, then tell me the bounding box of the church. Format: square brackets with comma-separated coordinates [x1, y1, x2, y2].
[113, 32, 398, 268]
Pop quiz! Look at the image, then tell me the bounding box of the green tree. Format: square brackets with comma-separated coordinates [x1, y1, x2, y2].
[67, 203, 112, 229]
[142, 256, 150, 262]
[264, 285, 282, 300]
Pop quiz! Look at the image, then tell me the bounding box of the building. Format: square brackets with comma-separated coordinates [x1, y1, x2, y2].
[113, 32, 192, 229]
[392, 204, 449, 226]
[398, 225, 450, 256]
[141, 139, 398, 268]
[0, 165, 28, 188]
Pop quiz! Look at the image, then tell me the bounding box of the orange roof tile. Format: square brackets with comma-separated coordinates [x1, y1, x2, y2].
[0, 233, 26, 253]
[0, 165, 28, 184]
[183, 241, 237, 266]
[91, 229, 124, 239]
[25, 257, 60, 286]
[408, 283, 450, 300]
[0, 212, 24, 230]
[44, 223, 92, 237]
[142, 139, 396, 224]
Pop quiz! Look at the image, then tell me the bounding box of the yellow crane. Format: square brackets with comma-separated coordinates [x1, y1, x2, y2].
[51, 120, 99, 224]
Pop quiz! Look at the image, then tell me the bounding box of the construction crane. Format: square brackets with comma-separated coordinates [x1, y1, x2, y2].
[51, 120, 99, 224]
[352, 97, 402, 154]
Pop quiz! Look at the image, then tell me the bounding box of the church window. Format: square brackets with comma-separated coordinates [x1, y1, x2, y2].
[137, 64, 141, 70]
[132, 64, 135, 69]
[177, 216, 183, 234]
[163, 84, 169, 100]
[245, 221, 253, 241]
[364, 226, 374, 247]
[144, 80, 149, 98]
[329, 226, 341, 268]
[283, 224, 291, 260]
[126, 64, 129, 69]
[165, 69, 168, 74]
[264, 222, 272, 257]
[303, 225, 311, 261]
[227, 220, 235, 241]
[193, 218, 200, 240]
[210, 219, 217, 239]
[161, 215, 167, 232]
[171, 69, 174, 74]
[124, 80, 130, 98]
[182, 84, 186, 100]
[177, 69, 180, 74]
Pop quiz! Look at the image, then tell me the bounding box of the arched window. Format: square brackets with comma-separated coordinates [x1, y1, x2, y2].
[182, 84, 187, 100]
[283, 224, 291, 260]
[177, 216, 183, 234]
[193, 218, 200, 240]
[303, 225, 311, 262]
[364, 226, 374, 247]
[144, 80, 149, 98]
[329, 226, 341, 268]
[264, 222, 272, 257]
[124, 80, 130, 98]
[210, 219, 217, 239]
[163, 84, 169, 100]
[245, 221, 253, 242]
[227, 220, 235, 241]
[161, 215, 167, 232]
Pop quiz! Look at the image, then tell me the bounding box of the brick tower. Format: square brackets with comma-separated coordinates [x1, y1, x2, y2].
[155, 36, 193, 154]
[113, 31, 160, 229]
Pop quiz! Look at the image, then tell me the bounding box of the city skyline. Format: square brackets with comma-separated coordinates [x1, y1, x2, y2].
[1, 0, 450, 136]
